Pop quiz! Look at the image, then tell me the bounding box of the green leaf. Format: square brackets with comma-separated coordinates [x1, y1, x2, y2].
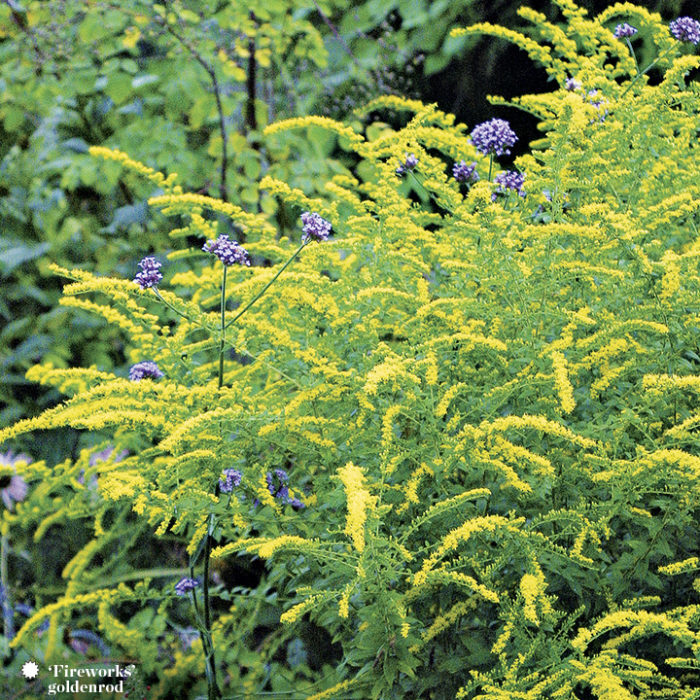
[0, 241, 51, 275]
[3, 106, 24, 132]
[78, 13, 109, 43]
[105, 72, 133, 104]
[132, 74, 159, 89]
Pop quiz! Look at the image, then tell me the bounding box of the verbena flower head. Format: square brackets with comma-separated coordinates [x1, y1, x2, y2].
[80, 447, 128, 489]
[15, 602, 33, 618]
[492, 170, 526, 201]
[203, 234, 250, 266]
[565, 77, 582, 91]
[69, 629, 109, 656]
[0, 451, 29, 510]
[174, 577, 199, 596]
[178, 627, 200, 651]
[266, 469, 305, 508]
[585, 89, 609, 122]
[129, 361, 164, 382]
[219, 468, 243, 493]
[614, 23, 638, 38]
[470, 118, 518, 157]
[134, 256, 162, 289]
[301, 212, 332, 242]
[89, 446, 128, 467]
[395, 152, 419, 177]
[670, 17, 700, 44]
[453, 160, 479, 183]
[267, 468, 289, 501]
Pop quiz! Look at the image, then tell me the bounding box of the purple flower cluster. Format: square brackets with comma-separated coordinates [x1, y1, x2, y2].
[585, 89, 609, 123]
[203, 234, 250, 266]
[128, 361, 164, 381]
[453, 160, 479, 184]
[586, 89, 604, 109]
[178, 627, 200, 651]
[134, 256, 162, 289]
[492, 170, 526, 201]
[670, 16, 700, 44]
[78, 446, 128, 489]
[219, 468, 243, 493]
[565, 77, 582, 91]
[301, 212, 332, 243]
[470, 118, 518, 157]
[68, 629, 110, 656]
[613, 23, 637, 39]
[266, 469, 305, 508]
[174, 577, 199, 596]
[395, 152, 419, 177]
[89, 446, 129, 467]
[0, 451, 30, 511]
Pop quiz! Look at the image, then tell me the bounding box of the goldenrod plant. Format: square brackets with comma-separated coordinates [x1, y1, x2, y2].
[2, 2, 700, 698]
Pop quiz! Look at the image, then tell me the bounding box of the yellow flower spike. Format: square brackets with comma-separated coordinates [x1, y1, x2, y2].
[520, 572, 545, 626]
[659, 251, 681, 302]
[255, 535, 313, 559]
[264, 115, 364, 146]
[658, 557, 700, 576]
[338, 582, 354, 619]
[305, 679, 359, 700]
[337, 462, 375, 553]
[549, 350, 576, 413]
[89, 146, 176, 190]
[11, 586, 130, 649]
[280, 593, 328, 625]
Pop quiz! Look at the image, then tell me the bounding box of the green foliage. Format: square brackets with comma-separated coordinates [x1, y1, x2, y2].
[2, 1, 700, 699]
[0, 0, 340, 437]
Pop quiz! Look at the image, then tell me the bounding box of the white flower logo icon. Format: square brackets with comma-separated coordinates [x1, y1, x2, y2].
[21, 660, 39, 679]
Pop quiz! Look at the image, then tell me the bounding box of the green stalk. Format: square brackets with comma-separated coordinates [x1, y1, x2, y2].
[621, 44, 675, 98]
[487, 153, 494, 182]
[625, 37, 640, 76]
[190, 550, 220, 699]
[224, 240, 309, 330]
[196, 239, 310, 699]
[218, 265, 227, 389]
[153, 288, 195, 323]
[202, 514, 220, 700]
